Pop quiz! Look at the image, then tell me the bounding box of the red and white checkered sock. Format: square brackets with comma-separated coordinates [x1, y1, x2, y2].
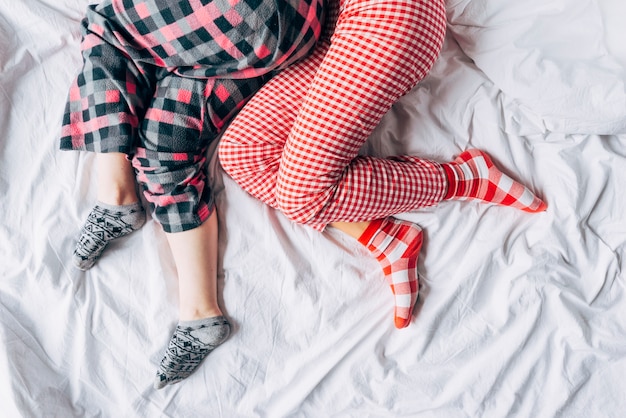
[358, 217, 423, 329]
[442, 149, 547, 212]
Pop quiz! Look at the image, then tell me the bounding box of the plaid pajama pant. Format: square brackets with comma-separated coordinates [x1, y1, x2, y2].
[60, 0, 324, 232]
[219, 0, 448, 231]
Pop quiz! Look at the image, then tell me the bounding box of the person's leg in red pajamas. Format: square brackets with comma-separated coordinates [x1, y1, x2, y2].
[219, 0, 546, 328]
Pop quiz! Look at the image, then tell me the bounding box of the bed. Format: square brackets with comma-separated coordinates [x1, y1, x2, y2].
[1, 0, 625, 416]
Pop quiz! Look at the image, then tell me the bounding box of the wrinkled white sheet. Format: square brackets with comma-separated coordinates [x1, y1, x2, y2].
[1, 0, 625, 417]
[447, 0, 626, 135]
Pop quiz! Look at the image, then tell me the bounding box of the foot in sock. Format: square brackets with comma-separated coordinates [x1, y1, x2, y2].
[72, 202, 146, 270]
[154, 316, 231, 389]
[358, 217, 423, 329]
[442, 149, 547, 212]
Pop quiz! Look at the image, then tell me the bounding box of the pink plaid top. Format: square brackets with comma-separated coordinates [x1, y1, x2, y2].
[85, 0, 324, 78]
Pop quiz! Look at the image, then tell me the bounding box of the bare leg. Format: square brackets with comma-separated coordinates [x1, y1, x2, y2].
[73, 152, 145, 270]
[96, 152, 140, 205]
[165, 211, 223, 320]
[329, 221, 370, 239]
[154, 211, 230, 389]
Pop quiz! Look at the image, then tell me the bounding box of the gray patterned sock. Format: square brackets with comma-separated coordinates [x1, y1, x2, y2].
[154, 316, 231, 390]
[72, 202, 145, 270]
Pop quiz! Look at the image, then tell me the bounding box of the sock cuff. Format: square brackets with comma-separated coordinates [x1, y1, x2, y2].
[178, 315, 229, 329]
[95, 201, 144, 212]
[357, 218, 385, 247]
[441, 163, 457, 200]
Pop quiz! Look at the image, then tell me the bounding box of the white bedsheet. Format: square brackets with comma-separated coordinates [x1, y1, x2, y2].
[1, 0, 625, 416]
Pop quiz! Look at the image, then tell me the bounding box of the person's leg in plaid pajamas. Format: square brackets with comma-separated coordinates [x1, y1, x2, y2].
[60, 0, 323, 388]
[131, 74, 273, 389]
[219, 0, 547, 329]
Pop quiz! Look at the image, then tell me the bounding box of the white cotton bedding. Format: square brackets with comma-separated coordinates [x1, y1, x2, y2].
[1, 0, 625, 417]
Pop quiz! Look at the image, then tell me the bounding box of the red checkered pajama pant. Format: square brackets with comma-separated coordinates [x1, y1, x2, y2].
[60, 0, 323, 233]
[219, 0, 448, 231]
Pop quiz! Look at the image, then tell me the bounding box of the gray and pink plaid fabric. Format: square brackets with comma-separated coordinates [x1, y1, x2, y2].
[60, 0, 323, 232]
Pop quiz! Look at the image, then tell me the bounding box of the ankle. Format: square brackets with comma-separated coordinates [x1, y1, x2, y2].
[97, 187, 139, 206]
[96, 152, 139, 205]
[441, 163, 458, 200]
[357, 218, 385, 247]
[179, 307, 223, 322]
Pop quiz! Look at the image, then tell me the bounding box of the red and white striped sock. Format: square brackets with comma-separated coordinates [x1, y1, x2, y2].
[358, 217, 423, 329]
[442, 149, 547, 212]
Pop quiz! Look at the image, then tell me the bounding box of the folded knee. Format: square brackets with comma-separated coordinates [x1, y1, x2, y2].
[131, 147, 211, 232]
[218, 134, 284, 202]
[274, 181, 332, 226]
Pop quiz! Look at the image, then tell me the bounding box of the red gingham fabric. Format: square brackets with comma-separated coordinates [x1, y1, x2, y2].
[219, 0, 448, 231]
[358, 217, 423, 328]
[443, 150, 548, 213]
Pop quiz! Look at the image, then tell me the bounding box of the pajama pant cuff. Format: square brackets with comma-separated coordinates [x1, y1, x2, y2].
[132, 147, 214, 234]
[59, 137, 134, 155]
[157, 198, 215, 234]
